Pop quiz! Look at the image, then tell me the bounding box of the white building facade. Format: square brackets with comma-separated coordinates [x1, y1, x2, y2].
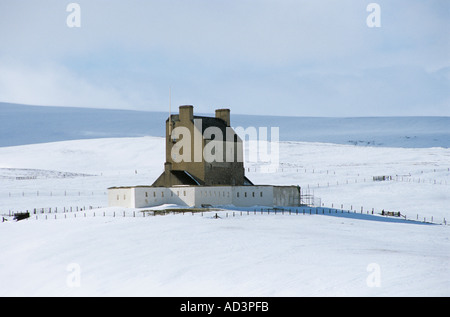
[108, 185, 300, 209]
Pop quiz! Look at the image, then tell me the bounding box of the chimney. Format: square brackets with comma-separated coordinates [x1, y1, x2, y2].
[215, 108, 230, 127]
[179, 105, 193, 122]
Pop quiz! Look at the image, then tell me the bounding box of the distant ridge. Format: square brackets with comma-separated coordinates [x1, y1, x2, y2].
[0, 102, 167, 147]
[1, 102, 450, 148]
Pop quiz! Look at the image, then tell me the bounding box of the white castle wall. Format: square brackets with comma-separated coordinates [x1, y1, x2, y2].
[108, 187, 135, 208]
[108, 185, 300, 208]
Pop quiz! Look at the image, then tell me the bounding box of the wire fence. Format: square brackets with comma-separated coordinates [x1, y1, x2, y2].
[246, 166, 450, 188]
[2, 205, 447, 226]
[4, 190, 107, 198]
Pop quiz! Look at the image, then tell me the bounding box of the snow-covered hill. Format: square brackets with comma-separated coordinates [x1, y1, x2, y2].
[1, 209, 448, 297]
[2, 102, 450, 148]
[0, 103, 449, 297]
[0, 137, 449, 296]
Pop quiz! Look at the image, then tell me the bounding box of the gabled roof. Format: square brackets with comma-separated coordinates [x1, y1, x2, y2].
[170, 170, 205, 186]
[167, 114, 237, 140]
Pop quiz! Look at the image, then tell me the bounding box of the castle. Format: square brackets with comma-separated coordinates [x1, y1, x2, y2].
[108, 106, 301, 208]
[152, 105, 253, 187]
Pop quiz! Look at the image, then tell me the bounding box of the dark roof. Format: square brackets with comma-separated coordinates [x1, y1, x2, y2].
[167, 115, 236, 140]
[194, 115, 228, 134]
[244, 176, 254, 186]
[170, 170, 205, 186]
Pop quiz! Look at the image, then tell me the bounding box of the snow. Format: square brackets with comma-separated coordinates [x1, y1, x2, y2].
[0, 210, 448, 297]
[0, 105, 449, 296]
[2, 102, 450, 148]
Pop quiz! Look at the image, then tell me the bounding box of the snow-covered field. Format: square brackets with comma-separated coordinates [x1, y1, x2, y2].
[1, 210, 448, 297]
[0, 135, 449, 296]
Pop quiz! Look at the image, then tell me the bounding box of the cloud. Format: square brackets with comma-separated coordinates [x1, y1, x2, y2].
[0, 0, 448, 116]
[0, 59, 147, 109]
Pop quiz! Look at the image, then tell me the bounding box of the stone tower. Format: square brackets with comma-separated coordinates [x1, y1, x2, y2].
[152, 105, 253, 187]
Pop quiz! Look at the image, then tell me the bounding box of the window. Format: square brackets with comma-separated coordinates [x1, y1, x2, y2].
[244, 192, 247, 197]
[237, 192, 240, 198]
[153, 191, 156, 197]
[161, 191, 164, 197]
[117, 195, 119, 200]
[252, 192, 255, 197]
[260, 192, 263, 197]
[123, 194, 126, 200]
[184, 191, 186, 196]
[145, 192, 148, 197]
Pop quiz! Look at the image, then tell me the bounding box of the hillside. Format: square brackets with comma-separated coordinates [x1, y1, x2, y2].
[1, 102, 450, 148]
[0, 136, 449, 296]
[0, 103, 449, 297]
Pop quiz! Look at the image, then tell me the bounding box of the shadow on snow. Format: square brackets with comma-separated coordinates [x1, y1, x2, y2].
[215, 205, 435, 226]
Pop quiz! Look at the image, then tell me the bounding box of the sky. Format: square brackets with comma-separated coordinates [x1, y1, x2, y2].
[0, 0, 449, 116]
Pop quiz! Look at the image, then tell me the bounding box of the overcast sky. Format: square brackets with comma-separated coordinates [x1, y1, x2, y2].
[0, 0, 449, 116]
